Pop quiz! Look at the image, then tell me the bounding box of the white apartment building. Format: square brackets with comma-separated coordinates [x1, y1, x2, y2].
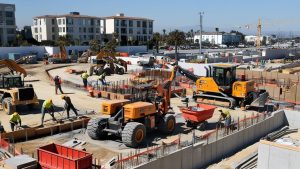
[245, 35, 272, 45]
[31, 12, 104, 44]
[103, 13, 154, 45]
[0, 3, 16, 46]
[194, 32, 242, 45]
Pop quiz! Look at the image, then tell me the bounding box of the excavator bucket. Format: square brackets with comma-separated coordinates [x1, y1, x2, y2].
[248, 91, 269, 108]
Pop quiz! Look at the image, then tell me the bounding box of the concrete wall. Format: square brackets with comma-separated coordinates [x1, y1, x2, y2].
[0, 46, 89, 58]
[258, 140, 300, 169]
[116, 46, 147, 55]
[135, 110, 287, 169]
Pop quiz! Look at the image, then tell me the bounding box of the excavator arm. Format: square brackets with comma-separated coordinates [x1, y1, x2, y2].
[177, 65, 199, 82]
[0, 59, 27, 77]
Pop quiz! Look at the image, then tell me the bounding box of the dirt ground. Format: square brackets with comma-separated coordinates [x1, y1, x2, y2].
[0, 62, 262, 165]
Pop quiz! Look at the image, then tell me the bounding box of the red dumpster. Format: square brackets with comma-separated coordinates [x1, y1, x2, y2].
[38, 143, 92, 169]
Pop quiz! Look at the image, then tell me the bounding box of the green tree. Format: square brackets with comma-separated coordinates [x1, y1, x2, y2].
[166, 30, 186, 60]
[103, 32, 119, 52]
[89, 39, 100, 53]
[56, 35, 74, 46]
[152, 32, 161, 53]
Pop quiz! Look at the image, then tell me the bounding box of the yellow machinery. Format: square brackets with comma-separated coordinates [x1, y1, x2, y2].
[87, 66, 178, 147]
[0, 59, 39, 114]
[178, 63, 268, 109]
[101, 99, 130, 115]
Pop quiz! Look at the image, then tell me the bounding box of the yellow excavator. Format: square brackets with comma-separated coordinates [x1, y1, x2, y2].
[178, 63, 268, 109]
[87, 66, 178, 147]
[0, 59, 39, 114]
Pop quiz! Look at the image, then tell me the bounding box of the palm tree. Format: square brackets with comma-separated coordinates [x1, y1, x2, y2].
[166, 30, 186, 60]
[190, 29, 194, 43]
[152, 32, 161, 53]
[163, 29, 166, 36]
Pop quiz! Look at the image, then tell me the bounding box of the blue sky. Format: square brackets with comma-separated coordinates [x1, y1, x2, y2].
[2, 0, 300, 35]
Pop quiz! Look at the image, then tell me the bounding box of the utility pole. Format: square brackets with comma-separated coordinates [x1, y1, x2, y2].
[199, 12, 204, 55]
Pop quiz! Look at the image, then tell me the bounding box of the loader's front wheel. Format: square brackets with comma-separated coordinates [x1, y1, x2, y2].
[87, 118, 108, 140]
[2, 97, 15, 115]
[122, 122, 146, 148]
[158, 114, 176, 134]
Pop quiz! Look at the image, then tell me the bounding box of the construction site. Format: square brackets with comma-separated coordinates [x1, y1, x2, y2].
[0, 41, 299, 169]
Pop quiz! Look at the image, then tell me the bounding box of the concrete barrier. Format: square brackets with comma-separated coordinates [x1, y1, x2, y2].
[134, 110, 287, 169]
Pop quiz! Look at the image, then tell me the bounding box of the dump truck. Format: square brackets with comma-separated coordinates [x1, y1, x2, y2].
[0, 59, 39, 114]
[87, 66, 178, 147]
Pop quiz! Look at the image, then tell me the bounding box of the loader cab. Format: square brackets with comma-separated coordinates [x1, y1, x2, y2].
[0, 75, 23, 88]
[212, 64, 236, 88]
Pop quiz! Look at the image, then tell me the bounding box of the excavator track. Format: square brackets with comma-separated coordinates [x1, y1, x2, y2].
[194, 93, 236, 109]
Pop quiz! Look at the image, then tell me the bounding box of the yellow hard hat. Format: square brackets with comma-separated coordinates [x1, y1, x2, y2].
[61, 95, 65, 99]
[49, 99, 53, 103]
[13, 112, 18, 115]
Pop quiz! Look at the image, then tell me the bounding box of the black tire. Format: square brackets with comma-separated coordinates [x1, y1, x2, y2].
[118, 68, 125, 75]
[87, 118, 108, 140]
[2, 97, 16, 115]
[122, 122, 146, 148]
[158, 114, 176, 134]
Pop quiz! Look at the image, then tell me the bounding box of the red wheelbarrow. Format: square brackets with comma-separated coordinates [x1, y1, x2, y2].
[179, 104, 216, 130]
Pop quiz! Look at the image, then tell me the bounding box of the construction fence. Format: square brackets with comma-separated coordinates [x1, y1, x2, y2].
[111, 112, 270, 169]
[237, 69, 300, 104]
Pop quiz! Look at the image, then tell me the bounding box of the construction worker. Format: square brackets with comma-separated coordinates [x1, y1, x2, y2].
[41, 99, 57, 126]
[61, 95, 78, 119]
[53, 75, 64, 94]
[99, 72, 107, 85]
[218, 109, 232, 134]
[9, 112, 21, 131]
[0, 121, 5, 133]
[81, 71, 89, 88]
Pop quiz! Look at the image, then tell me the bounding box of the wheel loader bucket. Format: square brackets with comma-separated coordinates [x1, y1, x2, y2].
[249, 92, 269, 108]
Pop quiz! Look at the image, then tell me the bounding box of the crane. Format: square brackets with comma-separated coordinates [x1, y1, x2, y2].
[256, 18, 262, 49]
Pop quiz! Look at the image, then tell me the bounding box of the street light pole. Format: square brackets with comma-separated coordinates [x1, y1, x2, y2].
[199, 12, 204, 55]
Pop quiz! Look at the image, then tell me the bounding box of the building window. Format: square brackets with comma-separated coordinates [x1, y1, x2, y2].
[149, 29, 153, 34]
[129, 20, 133, 27]
[58, 19, 61, 25]
[40, 27, 42, 32]
[96, 28, 100, 33]
[35, 35, 38, 40]
[116, 20, 119, 26]
[59, 27, 62, 32]
[67, 18, 73, 25]
[78, 19, 82, 25]
[62, 19, 65, 25]
[39, 19, 41, 25]
[149, 22, 153, 28]
[52, 35, 55, 40]
[96, 20, 100, 26]
[5, 12, 14, 18]
[52, 19, 55, 25]
[144, 36, 147, 41]
[143, 29, 147, 34]
[129, 28, 133, 34]
[121, 28, 127, 34]
[39, 35, 42, 40]
[91, 19, 94, 26]
[89, 35, 94, 40]
[83, 35, 86, 39]
[52, 27, 55, 33]
[137, 30, 141, 34]
[63, 27, 65, 32]
[34, 28, 38, 33]
[6, 20, 14, 25]
[137, 21, 141, 27]
[34, 19, 38, 26]
[7, 28, 15, 34]
[142, 21, 147, 28]
[79, 27, 82, 33]
[121, 20, 127, 27]
[67, 27, 73, 33]
[115, 28, 119, 34]
[88, 28, 94, 33]
[83, 27, 86, 33]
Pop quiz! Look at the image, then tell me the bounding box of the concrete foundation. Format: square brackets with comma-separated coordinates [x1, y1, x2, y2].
[134, 110, 287, 169]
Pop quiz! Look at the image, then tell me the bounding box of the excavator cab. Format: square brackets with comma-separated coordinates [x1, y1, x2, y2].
[1, 75, 23, 88]
[212, 64, 236, 92]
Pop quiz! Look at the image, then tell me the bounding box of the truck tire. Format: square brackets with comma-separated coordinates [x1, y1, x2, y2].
[118, 68, 125, 75]
[2, 97, 16, 115]
[158, 114, 176, 134]
[122, 122, 146, 148]
[87, 118, 108, 140]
